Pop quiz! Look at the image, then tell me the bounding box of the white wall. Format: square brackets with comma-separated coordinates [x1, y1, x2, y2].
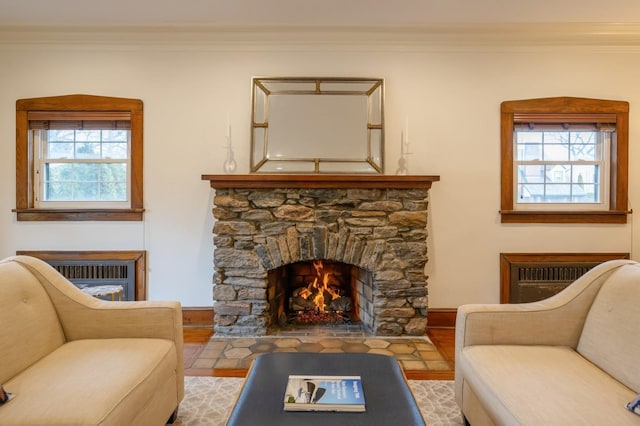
[0, 33, 637, 307]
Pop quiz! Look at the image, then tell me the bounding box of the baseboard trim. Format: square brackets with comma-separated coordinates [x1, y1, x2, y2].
[182, 307, 213, 327]
[428, 308, 457, 328]
[182, 307, 456, 329]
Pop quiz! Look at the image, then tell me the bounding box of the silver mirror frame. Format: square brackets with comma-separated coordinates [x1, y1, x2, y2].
[250, 77, 385, 174]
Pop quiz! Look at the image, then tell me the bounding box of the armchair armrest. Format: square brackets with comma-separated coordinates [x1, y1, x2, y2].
[456, 259, 632, 352]
[12, 255, 182, 340]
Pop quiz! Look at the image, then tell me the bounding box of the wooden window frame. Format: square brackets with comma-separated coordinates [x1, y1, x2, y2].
[500, 97, 630, 224]
[14, 94, 144, 221]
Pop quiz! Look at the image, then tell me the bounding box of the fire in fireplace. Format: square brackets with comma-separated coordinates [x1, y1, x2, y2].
[271, 260, 360, 328]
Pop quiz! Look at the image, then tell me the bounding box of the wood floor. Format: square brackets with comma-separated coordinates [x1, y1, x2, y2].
[183, 327, 455, 380]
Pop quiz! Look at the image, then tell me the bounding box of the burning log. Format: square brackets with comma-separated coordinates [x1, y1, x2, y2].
[290, 296, 316, 311]
[327, 296, 352, 312]
[290, 310, 349, 325]
[294, 287, 313, 299]
[290, 286, 352, 313]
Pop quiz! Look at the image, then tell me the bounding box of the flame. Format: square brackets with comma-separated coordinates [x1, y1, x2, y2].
[300, 260, 341, 312]
[311, 278, 325, 310]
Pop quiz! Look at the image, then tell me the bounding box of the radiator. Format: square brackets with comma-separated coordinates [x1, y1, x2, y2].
[512, 263, 595, 303]
[47, 260, 136, 301]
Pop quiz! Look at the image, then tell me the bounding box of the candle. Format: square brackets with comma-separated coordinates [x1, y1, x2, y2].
[226, 113, 231, 140]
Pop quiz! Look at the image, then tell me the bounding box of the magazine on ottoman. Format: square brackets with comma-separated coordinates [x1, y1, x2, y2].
[283, 375, 365, 412]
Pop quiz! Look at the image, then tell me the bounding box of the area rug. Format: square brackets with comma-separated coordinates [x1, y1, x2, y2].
[173, 376, 464, 425]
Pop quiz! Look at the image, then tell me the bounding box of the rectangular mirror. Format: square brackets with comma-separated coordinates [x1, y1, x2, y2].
[250, 77, 384, 174]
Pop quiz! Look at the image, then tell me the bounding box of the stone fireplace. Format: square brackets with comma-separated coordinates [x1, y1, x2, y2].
[202, 174, 439, 337]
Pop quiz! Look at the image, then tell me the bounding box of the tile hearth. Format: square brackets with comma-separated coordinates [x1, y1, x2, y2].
[192, 334, 451, 372]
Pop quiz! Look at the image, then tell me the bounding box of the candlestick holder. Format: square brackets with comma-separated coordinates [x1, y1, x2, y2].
[395, 131, 410, 175]
[223, 135, 237, 174]
[395, 157, 408, 175]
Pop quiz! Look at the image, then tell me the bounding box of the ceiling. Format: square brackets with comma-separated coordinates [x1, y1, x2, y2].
[0, 0, 639, 29]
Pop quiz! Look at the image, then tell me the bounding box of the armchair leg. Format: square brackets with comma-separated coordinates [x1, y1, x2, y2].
[166, 407, 179, 424]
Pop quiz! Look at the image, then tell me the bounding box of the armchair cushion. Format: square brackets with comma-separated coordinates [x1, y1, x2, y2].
[459, 345, 637, 425]
[0, 338, 177, 425]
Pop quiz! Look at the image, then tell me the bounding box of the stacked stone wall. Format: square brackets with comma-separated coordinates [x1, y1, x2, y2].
[211, 187, 430, 336]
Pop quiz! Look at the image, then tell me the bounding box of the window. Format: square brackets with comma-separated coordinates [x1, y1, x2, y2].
[32, 113, 131, 208]
[500, 97, 629, 224]
[514, 119, 611, 209]
[15, 95, 144, 221]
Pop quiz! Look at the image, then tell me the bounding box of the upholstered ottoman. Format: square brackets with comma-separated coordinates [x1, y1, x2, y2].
[226, 352, 425, 426]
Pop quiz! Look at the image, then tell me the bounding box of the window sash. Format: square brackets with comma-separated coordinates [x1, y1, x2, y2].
[513, 129, 610, 211]
[33, 128, 131, 209]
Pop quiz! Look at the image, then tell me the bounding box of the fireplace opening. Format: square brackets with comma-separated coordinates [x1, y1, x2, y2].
[268, 259, 368, 330]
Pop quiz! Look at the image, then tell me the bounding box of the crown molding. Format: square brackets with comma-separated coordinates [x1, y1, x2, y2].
[1, 23, 640, 50]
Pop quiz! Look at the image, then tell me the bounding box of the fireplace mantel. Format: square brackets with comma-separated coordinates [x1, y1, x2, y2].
[202, 174, 440, 189]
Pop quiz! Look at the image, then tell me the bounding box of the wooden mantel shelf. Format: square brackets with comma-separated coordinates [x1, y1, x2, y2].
[202, 174, 440, 189]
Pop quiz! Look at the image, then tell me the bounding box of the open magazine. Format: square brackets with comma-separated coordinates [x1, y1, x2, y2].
[627, 394, 640, 416]
[0, 385, 14, 405]
[283, 375, 365, 412]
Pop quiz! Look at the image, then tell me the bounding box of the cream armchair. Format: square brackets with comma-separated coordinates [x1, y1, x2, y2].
[455, 259, 640, 425]
[0, 255, 184, 425]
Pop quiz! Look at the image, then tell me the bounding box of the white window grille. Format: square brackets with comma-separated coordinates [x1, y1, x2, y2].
[30, 113, 131, 209]
[513, 120, 613, 211]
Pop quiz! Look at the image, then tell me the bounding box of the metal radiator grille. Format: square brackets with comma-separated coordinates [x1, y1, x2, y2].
[47, 260, 135, 301]
[511, 262, 600, 303]
[517, 264, 594, 283]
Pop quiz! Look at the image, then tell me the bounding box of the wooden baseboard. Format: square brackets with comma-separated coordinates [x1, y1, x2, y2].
[428, 308, 457, 328]
[182, 307, 213, 328]
[182, 307, 456, 329]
